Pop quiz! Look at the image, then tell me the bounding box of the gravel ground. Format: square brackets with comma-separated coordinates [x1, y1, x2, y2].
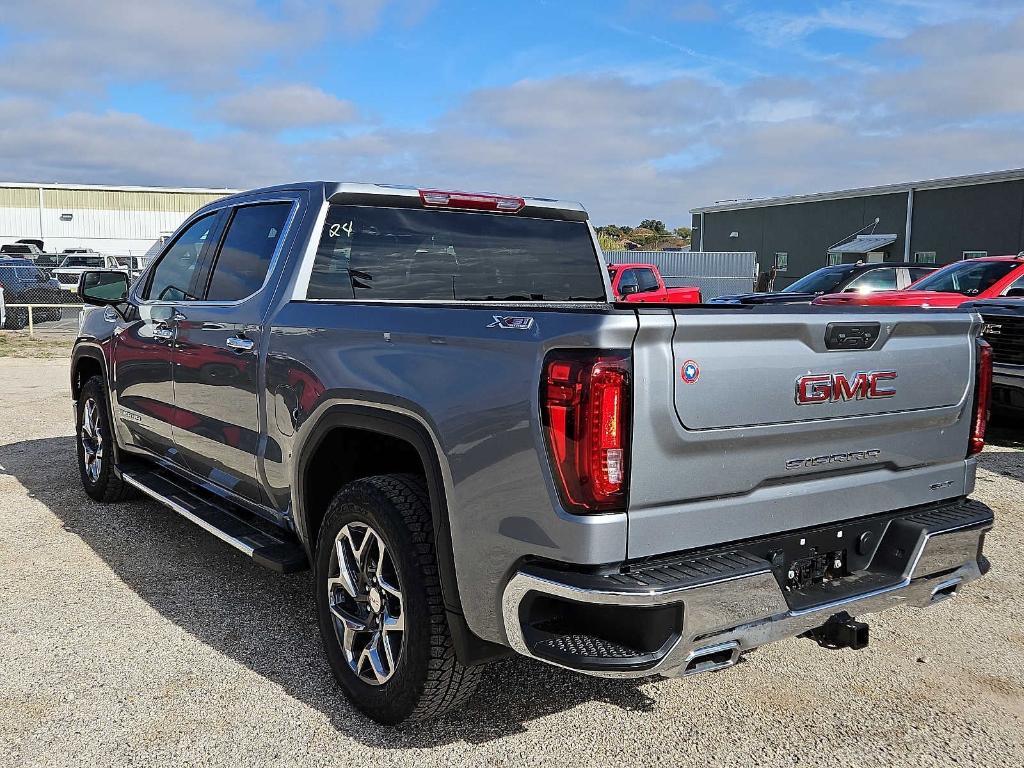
[1, 357, 1022, 767]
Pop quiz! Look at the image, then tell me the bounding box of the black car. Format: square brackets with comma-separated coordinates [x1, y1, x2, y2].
[0, 258, 64, 328]
[962, 297, 1024, 416]
[709, 262, 935, 304]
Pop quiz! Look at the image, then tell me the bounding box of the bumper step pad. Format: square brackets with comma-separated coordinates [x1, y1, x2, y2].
[504, 497, 993, 678]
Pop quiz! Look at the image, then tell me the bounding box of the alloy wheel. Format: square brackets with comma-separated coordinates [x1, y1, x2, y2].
[80, 398, 103, 483]
[327, 521, 405, 685]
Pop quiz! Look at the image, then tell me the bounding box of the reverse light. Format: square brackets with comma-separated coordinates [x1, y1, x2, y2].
[968, 339, 992, 456]
[541, 351, 630, 512]
[419, 189, 525, 213]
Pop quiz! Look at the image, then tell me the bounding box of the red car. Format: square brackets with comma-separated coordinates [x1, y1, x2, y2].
[607, 263, 702, 304]
[813, 254, 1024, 308]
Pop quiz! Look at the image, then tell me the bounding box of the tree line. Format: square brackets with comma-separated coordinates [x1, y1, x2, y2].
[595, 220, 692, 251]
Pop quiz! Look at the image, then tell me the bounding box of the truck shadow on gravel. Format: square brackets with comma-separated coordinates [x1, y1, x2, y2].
[0, 436, 658, 747]
[977, 422, 1024, 483]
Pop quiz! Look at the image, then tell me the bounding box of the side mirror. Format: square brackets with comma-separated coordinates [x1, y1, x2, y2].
[1006, 287, 1024, 298]
[79, 270, 129, 306]
[619, 283, 640, 297]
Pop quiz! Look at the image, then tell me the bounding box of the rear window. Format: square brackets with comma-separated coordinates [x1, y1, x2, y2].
[782, 266, 855, 294]
[60, 255, 104, 268]
[307, 205, 605, 302]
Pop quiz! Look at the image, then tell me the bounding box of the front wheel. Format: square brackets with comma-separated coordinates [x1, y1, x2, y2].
[76, 376, 132, 503]
[315, 474, 481, 724]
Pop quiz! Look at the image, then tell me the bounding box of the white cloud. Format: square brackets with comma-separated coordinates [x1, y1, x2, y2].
[0, 0, 313, 95]
[1, 4, 1024, 226]
[216, 84, 358, 132]
[331, 0, 438, 36]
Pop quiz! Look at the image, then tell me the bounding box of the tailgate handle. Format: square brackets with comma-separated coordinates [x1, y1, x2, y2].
[825, 322, 880, 350]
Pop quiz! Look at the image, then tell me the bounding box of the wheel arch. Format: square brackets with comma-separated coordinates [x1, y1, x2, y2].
[292, 401, 509, 665]
[71, 343, 107, 401]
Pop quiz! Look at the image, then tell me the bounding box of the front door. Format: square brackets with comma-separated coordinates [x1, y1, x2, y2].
[111, 211, 221, 463]
[171, 200, 296, 506]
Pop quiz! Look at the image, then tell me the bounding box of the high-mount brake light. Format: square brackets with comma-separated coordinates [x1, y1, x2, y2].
[418, 189, 525, 213]
[968, 339, 992, 456]
[541, 351, 630, 513]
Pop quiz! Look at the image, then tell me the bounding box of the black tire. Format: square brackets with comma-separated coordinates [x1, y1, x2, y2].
[315, 474, 481, 724]
[3, 307, 27, 330]
[76, 376, 132, 503]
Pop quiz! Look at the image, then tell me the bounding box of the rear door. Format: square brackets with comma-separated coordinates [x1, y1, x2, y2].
[171, 197, 300, 505]
[626, 308, 979, 558]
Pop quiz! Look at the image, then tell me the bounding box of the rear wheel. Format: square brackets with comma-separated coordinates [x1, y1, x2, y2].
[315, 474, 481, 724]
[76, 376, 132, 503]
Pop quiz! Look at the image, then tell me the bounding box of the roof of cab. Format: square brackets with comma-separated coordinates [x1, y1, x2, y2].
[200, 181, 589, 221]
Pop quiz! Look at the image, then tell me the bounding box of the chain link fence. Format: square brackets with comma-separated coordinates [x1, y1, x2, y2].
[2, 265, 73, 334]
[1, 257, 149, 335]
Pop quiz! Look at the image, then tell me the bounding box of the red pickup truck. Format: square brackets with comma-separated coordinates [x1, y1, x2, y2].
[813, 254, 1024, 308]
[608, 262, 702, 304]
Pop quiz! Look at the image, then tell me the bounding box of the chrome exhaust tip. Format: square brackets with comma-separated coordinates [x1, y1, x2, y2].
[682, 641, 741, 675]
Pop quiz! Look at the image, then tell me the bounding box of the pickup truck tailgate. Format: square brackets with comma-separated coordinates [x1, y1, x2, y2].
[627, 308, 980, 559]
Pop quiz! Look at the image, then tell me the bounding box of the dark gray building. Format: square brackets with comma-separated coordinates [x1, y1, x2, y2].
[690, 167, 1024, 288]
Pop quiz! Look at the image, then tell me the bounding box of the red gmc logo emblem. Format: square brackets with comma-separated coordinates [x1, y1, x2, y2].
[795, 371, 897, 405]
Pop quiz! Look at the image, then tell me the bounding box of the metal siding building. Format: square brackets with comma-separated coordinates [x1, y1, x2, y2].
[0, 182, 237, 257]
[690, 168, 1024, 289]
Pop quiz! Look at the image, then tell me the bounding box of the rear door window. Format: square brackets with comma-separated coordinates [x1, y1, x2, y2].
[844, 268, 898, 293]
[307, 205, 605, 302]
[204, 202, 292, 302]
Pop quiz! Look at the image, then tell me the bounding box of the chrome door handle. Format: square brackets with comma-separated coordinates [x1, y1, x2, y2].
[153, 326, 174, 340]
[226, 336, 255, 351]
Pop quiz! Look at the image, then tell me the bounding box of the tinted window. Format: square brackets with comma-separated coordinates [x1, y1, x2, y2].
[908, 267, 933, 284]
[205, 203, 292, 301]
[782, 266, 855, 294]
[911, 260, 1018, 296]
[620, 267, 659, 293]
[144, 213, 218, 301]
[844, 267, 898, 293]
[308, 205, 605, 302]
[60, 255, 105, 268]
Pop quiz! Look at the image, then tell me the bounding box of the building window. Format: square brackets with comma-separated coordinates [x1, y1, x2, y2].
[963, 250, 987, 260]
[827, 251, 842, 266]
[914, 251, 936, 264]
[774, 252, 788, 272]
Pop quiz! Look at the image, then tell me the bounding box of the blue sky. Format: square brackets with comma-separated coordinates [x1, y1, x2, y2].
[1, 1, 1023, 225]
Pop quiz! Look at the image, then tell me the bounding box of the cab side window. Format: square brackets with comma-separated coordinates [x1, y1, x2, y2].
[844, 267, 897, 293]
[204, 202, 292, 302]
[619, 268, 659, 293]
[634, 268, 660, 293]
[144, 213, 218, 301]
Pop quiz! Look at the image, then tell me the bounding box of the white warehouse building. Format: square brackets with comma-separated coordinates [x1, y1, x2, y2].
[0, 181, 237, 258]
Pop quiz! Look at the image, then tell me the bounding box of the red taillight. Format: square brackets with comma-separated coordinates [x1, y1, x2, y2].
[969, 339, 992, 456]
[419, 189, 525, 213]
[541, 352, 630, 512]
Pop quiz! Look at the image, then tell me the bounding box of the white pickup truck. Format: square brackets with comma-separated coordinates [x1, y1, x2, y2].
[53, 252, 129, 292]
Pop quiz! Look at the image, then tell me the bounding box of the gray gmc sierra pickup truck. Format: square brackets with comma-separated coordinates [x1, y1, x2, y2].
[71, 182, 994, 724]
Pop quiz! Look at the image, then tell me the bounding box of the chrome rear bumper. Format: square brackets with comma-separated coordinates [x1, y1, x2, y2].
[501, 499, 992, 678]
